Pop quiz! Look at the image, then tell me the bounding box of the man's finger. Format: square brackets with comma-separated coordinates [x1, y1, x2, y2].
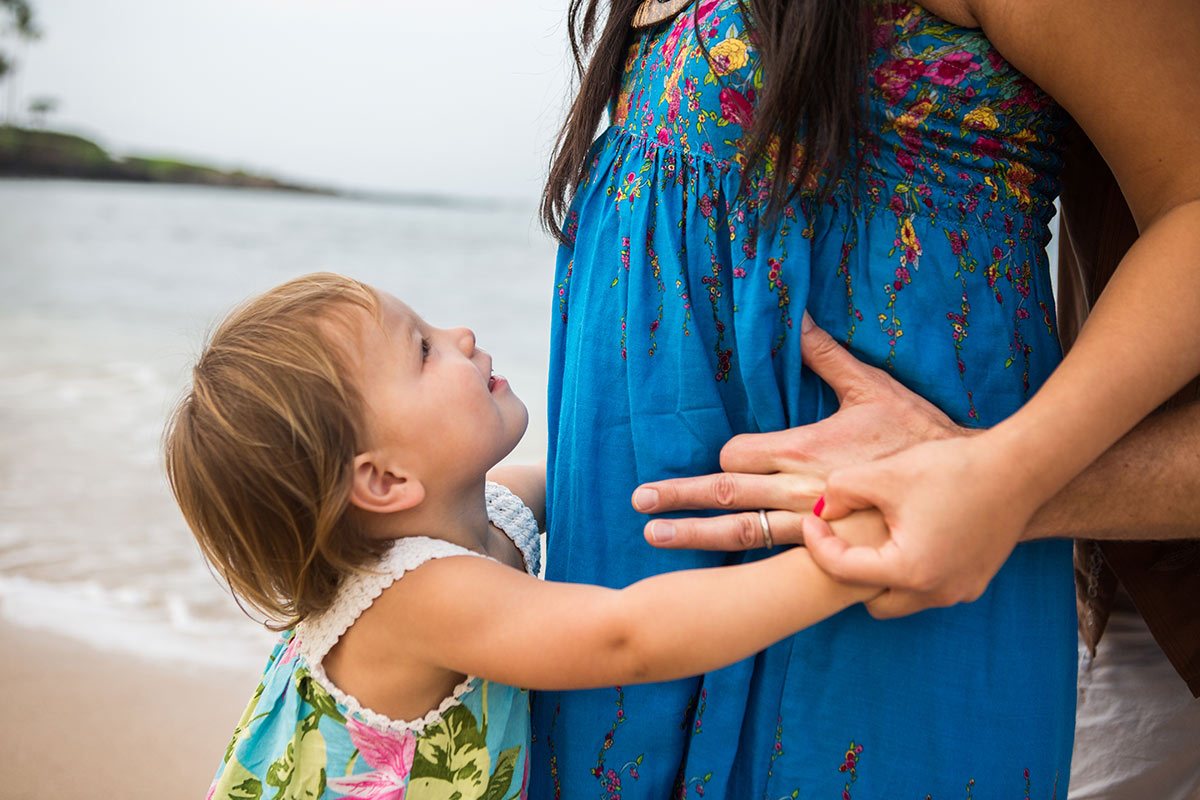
[632, 472, 821, 514]
[643, 510, 807, 551]
[799, 313, 878, 405]
[719, 431, 789, 474]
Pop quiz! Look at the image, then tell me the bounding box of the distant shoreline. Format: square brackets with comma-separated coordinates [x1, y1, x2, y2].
[0, 126, 512, 210]
[0, 125, 333, 195]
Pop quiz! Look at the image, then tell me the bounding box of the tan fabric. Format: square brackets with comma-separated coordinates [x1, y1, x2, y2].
[1070, 594, 1200, 799]
[1057, 122, 1200, 698]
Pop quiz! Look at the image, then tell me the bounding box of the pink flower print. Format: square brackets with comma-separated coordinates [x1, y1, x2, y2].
[518, 751, 530, 800]
[873, 57, 924, 104]
[718, 87, 755, 128]
[987, 48, 1007, 73]
[700, 141, 714, 155]
[657, 126, 672, 146]
[698, 194, 713, 218]
[280, 633, 302, 665]
[948, 230, 965, 255]
[696, 0, 722, 23]
[971, 136, 1003, 160]
[925, 51, 980, 86]
[326, 719, 416, 800]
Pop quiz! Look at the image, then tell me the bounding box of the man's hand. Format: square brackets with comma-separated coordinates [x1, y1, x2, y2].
[633, 313, 966, 551]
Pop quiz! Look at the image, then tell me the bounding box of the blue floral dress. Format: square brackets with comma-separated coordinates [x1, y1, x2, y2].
[207, 483, 541, 800]
[531, 1, 1076, 798]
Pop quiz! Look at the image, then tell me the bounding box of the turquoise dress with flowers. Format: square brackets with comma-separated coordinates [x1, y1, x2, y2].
[207, 483, 540, 800]
[531, 1, 1075, 798]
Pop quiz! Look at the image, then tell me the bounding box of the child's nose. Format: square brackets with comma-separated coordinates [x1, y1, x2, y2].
[452, 327, 476, 355]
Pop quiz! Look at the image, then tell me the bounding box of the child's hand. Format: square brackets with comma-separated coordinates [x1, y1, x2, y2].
[826, 508, 888, 550]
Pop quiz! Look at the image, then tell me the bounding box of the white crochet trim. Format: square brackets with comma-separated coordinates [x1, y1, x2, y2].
[485, 481, 541, 576]
[295, 484, 539, 735]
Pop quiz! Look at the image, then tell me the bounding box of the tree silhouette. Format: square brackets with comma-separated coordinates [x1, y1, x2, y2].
[27, 93, 55, 126]
[0, 0, 40, 124]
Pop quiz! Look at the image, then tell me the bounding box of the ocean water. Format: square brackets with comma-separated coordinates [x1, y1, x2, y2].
[0, 178, 558, 673]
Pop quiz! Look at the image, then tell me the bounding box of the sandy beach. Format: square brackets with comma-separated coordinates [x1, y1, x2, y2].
[0, 619, 259, 799]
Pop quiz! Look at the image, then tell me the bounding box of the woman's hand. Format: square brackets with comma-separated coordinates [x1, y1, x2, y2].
[805, 433, 1038, 618]
[633, 315, 966, 550]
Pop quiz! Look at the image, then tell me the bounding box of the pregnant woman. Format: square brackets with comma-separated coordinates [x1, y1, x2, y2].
[530, 0, 1200, 797]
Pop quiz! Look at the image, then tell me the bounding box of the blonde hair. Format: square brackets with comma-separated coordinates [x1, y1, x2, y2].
[165, 272, 386, 628]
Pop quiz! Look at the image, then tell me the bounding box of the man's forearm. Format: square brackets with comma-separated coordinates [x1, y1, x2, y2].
[1024, 400, 1200, 542]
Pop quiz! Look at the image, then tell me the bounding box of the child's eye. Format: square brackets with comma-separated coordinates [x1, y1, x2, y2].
[421, 338, 431, 360]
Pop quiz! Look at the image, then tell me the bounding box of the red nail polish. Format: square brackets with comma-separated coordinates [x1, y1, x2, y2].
[813, 496, 825, 518]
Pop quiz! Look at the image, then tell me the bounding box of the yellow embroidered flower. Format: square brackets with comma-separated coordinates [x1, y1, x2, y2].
[894, 97, 933, 130]
[963, 105, 999, 131]
[710, 37, 749, 75]
[1003, 162, 1035, 204]
[900, 217, 919, 248]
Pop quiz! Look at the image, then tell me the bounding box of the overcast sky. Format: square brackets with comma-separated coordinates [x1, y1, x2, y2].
[8, 0, 576, 201]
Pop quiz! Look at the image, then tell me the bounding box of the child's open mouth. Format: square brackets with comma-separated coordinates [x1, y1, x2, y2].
[488, 373, 507, 392]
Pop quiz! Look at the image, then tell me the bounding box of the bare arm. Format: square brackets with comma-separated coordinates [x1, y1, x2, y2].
[390, 546, 878, 691]
[1025, 400, 1200, 542]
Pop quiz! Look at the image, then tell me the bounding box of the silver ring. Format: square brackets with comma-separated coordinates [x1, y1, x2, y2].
[758, 509, 774, 550]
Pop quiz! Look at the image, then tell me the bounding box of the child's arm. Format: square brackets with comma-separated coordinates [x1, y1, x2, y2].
[387, 544, 878, 691]
[486, 461, 546, 531]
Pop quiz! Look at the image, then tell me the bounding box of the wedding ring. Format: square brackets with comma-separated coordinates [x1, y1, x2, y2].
[758, 509, 774, 550]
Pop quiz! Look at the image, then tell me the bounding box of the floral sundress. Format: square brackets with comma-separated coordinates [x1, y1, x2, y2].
[208, 483, 540, 800]
[531, 1, 1075, 798]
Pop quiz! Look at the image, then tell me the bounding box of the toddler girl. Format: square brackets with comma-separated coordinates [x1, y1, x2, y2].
[166, 272, 879, 800]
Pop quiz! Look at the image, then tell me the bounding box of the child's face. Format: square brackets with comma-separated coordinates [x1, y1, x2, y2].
[346, 288, 528, 487]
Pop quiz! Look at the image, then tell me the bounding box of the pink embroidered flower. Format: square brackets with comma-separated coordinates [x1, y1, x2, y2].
[325, 719, 416, 800]
[718, 87, 754, 128]
[948, 230, 965, 255]
[874, 57, 924, 104]
[971, 136, 1003, 160]
[925, 51, 980, 86]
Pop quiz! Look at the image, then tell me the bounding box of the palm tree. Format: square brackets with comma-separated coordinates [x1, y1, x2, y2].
[27, 93, 55, 126]
[0, 0, 40, 125]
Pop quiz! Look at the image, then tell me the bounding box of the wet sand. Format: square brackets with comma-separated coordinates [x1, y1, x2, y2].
[0, 619, 257, 799]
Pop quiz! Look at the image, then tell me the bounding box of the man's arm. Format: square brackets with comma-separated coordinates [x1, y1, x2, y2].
[1025, 400, 1200, 542]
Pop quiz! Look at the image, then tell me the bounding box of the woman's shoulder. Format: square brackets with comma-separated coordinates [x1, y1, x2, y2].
[908, 0, 979, 28]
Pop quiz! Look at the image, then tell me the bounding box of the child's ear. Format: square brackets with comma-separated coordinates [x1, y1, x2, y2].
[348, 453, 425, 515]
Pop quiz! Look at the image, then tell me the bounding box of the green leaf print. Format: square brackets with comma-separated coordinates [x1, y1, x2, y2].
[225, 680, 268, 764]
[409, 704, 492, 800]
[295, 667, 346, 725]
[481, 746, 519, 800]
[264, 715, 328, 800]
[212, 755, 263, 800]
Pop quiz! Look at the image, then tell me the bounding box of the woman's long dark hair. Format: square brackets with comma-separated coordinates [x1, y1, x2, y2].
[541, 0, 867, 241]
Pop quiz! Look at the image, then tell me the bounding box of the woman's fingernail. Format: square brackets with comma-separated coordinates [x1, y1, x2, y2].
[649, 520, 675, 543]
[633, 487, 658, 511]
[813, 496, 825, 518]
[801, 310, 815, 333]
